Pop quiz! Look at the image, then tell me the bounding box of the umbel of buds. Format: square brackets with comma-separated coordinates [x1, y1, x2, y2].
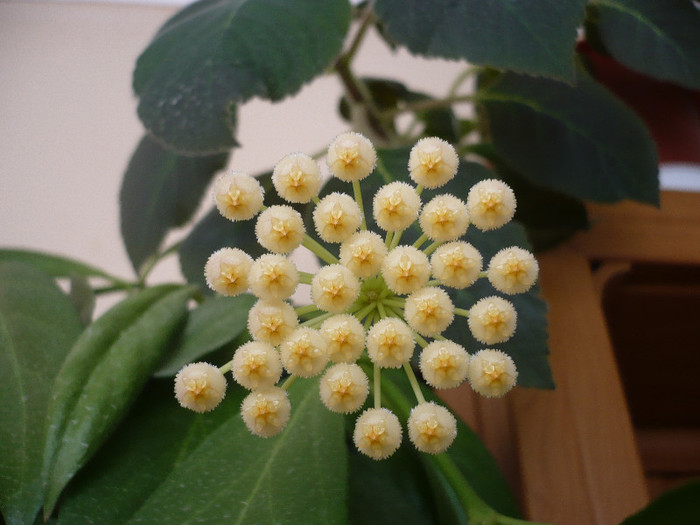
[174, 133, 539, 460]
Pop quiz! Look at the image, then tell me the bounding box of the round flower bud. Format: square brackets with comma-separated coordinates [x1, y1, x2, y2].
[247, 299, 298, 346]
[419, 194, 469, 242]
[407, 402, 457, 454]
[241, 387, 291, 438]
[408, 137, 459, 189]
[311, 264, 361, 313]
[468, 296, 517, 345]
[419, 340, 470, 389]
[404, 286, 455, 337]
[467, 349, 518, 398]
[255, 205, 305, 254]
[313, 192, 362, 243]
[381, 246, 431, 295]
[231, 341, 283, 390]
[327, 131, 377, 182]
[249, 253, 299, 301]
[467, 179, 516, 231]
[272, 152, 322, 203]
[373, 181, 421, 232]
[213, 172, 264, 221]
[204, 247, 253, 297]
[431, 241, 482, 289]
[353, 407, 402, 460]
[367, 318, 415, 368]
[320, 314, 366, 363]
[319, 363, 369, 413]
[279, 327, 329, 378]
[487, 247, 539, 294]
[174, 362, 227, 413]
[339, 230, 388, 278]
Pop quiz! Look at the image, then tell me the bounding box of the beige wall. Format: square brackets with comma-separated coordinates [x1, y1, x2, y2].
[0, 1, 463, 287]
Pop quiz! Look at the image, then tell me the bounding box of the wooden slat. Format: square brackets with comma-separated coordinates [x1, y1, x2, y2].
[511, 247, 648, 524]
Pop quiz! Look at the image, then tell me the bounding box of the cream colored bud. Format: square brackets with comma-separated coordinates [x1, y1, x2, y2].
[431, 241, 482, 289]
[339, 230, 388, 278]
[381, 246, 431, 295]
[467, 179, 516, 231]
[247, 299, 299, 346]
[213, 172, 264, 221]
[255, 205, 306, 254]
[241, 387, 291, 438]
[419, 340, 470, 389]
[372, 181, 421, 232]
[467, 349, 518, 398]
[419, 194, 469, 242]
[407, 402, 457, 454]
[319, 363, 369, 413]
[404, 287, 455, 337]
[468, 296, 517, 344]
[174, 362, 227, 413]
[487, 247, 539, 294]
[311, 264, 361, 313]
[353, 407, 402, 460]
[327, 131, 377, 182]
[231, 341, 283, 390]
[367, 318, 415, 368]
[204, 247, 253, 297]
[272, 152, 322, 203]
[408, 137, 459, 189]
[313, 192, 362, 243]
[279, 327, 329, 378]
[249, 253, 299, 301]
[320, 314, 366, 363]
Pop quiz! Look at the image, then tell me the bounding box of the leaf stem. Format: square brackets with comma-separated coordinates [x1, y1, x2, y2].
[353, 179, 367, 230]
[302, 235, 339, 264]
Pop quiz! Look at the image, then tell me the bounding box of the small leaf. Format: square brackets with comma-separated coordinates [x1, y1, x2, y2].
[589, 0, 700, 90]
[42, 285, 195, 515]
[68, 275, 96, 326]
[0, 263, 82, 525]
[120, 135, 229, 272]
[374, 0, 588, 81]
[621, 479, 700, 525]
[0, 249, 122, 282]
[154, 294, 256, 377]
[479, 69, 659, 205]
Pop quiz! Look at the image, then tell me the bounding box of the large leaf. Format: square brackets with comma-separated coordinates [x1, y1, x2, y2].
[42, 285, 195, 515]
[589, 0, 700, 90]
[0, 263, 82, 525]
[479, 69, 659, 205]
[154, 293, 256, 377]
[374, 0, 587, 81]
[0, 249, 124, 283]
[621, 479, 700, 525]
[134, 0, 351, 153]
[120, 135, 229, 273]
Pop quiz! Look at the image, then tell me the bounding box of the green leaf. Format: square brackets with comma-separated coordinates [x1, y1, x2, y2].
[621, 479, 700, 525]
[154, 294, 256, 377]
[0, 263, 82, 525]
[479, 69, 659, 205]
[120, 135, 229, 272]
[68, 275, 96, 327]
[42, 285, 195, 515]
[0, 249, 123, 283]
[374, 0, 587, 81]
[124, 379, 347, 524]
[589, 0, 700, 90]
[134, 0, 351, 153]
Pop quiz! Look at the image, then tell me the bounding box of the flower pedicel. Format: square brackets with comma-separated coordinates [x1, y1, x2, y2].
[175, 133, 539, 460]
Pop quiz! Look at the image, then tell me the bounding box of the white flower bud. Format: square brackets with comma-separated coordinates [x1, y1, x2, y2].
[381, 246, 431, 295]
[468, 296, 517, 345]
[279, 327, 329, 378]
[311, 264, 361, 313]
[241, 387, 291, 438]
[466, 179, 516, 231]
[404, 286, 455, 336]
[431, 241, 482, 289]
[213, 172, 264, 221]
[467, 349, 518, 398]
[419, 194, 469, 242]
[407, 402, 457, 454]
[255, 205, 305, 254]
[408, 137, 459, 189]
[320, 314, 366, 363]
[231, 341, 283, 390]
[353, 407, 402, 460]
[372, 181, 421, 232]
[272, 152, 322, 203]
[367, 318, 415, 368]
[339, 230, 388, 278]
[174, 362, 227, 413]
[313, 192, 362, 243]
[327, 131, 377, 182]
[419, 340, 470, 389]
[247, 299, 298, 346]
[319, 363, 369, 413]
[487, 246, 539, 294]
[249, 253, 299, 301]
[204, 247, 253, 297]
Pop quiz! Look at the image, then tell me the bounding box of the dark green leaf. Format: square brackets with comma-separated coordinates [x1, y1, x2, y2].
[125, 379, 347, 524]
[479, 69, 659, 205]
[42, 285, 195, 515]
[589, 0, 700, 90]
[134, 0, 351, 153]
[621, 479, 700, 525]
[374, 0, 587, 81]
[120, 135, 229, 272]
[0, 249, 122, 283]
[154, 293, 256, 377]
[0, 263, 82, 525]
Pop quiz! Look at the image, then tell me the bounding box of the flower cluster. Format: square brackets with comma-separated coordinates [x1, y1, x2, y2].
[174, 133, 539, 460]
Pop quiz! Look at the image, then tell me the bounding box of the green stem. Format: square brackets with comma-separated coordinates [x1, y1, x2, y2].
[385, 230, 394, 249]
[454, 307, 470, 318]
[380, 94, 477, 119]
[298, 271, 314, 284]
[411, 330, 429, 349]
[353, 179, 367, 230]
[389, 230, 403, 250]
[413, 233, 429, 249]
[300, 311, 335, 328]
[302, 235, 339, 264]
[375, 156, 394, 184]
[382, 297, 405, 309]
[355, 301, 377, 321]
[281, 375, 297, 391]
[295, 304, 319, 316]
[219, 359, 233, 375]
[424, 240, 443, 256]
[373, 363, 381, 409]
[402, 362, 426, 404]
